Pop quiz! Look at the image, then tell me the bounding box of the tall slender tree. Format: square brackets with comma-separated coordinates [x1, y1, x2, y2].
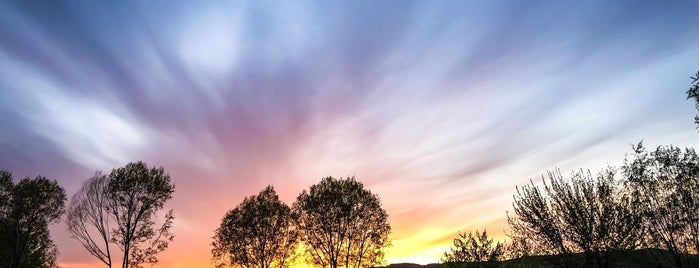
[67, 161, 175, 268]
[107, 162, 175, 268]
[67, 173, 113, 267]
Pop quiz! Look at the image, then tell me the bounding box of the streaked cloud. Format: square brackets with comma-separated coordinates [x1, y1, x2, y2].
[1, 0, 698, 266]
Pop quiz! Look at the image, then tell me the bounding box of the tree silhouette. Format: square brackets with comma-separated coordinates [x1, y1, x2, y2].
[508, 169, 641, 268]
[501, 235, 534, 260]
[623, 143, 699, 268]
[212, 185, 299, 268]
[684, 70, 699, 129]
[441, 229, 503, 267]
[0, 170, 66, 268]
[293, 176, 391, 268]
[67, 162, 175, 268]
[67, 173, 114, 267]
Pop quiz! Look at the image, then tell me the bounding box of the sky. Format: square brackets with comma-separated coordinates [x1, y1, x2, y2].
[0, 0, 698, 267]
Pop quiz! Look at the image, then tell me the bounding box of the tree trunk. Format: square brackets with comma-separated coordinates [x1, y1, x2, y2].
[671, 251, 684, 268]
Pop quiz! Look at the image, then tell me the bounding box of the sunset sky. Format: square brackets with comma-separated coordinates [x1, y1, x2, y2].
[1, 1, 698, 267]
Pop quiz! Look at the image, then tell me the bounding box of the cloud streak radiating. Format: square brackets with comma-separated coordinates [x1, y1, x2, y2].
[1, 0, 698, 266]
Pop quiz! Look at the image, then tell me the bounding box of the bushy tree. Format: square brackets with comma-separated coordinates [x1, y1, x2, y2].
[67, 162, 175, 268]
[508, 169, 641, 268]
[0, 170, 66, 268]
[442, 229, 503, 267]
[212, 185, 299, 268]
[293, 176, 391, 268]
[623, 143, 699, 267]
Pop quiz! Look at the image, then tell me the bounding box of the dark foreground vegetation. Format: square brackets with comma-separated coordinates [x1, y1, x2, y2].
[389, 249, 699, 268]
[441, 71, 699, 268]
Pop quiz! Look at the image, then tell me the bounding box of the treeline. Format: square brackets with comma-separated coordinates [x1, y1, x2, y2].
[443, 146, 699, 268]
[442, 71, 699, 268]
[0, 162, 391, 268]
[0, 162, 176, 268]
[211, 176, 391, 268]
[510, 145, 699, 268]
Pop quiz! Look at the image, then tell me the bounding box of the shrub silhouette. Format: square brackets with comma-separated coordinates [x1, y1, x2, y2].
[442, 229, 504, 268]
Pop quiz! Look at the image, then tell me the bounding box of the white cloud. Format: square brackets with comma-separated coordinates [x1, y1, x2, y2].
[1, 54, 150, 169]
[176, 3, 245, 76]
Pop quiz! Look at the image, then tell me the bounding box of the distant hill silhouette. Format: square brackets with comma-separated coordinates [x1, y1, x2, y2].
[377, 249, 699, 268]
[378, 263, 443, 268]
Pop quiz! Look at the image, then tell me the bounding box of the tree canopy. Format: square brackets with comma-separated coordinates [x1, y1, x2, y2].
[293, 176, 391, 268]
[212, 185, 299, 268]
[0, 170, 66, 268]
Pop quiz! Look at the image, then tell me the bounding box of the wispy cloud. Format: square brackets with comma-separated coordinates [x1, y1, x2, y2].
[1, 0, 698, 265]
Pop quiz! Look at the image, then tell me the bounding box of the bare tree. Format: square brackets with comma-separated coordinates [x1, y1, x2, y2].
[67, 162, 175, 268]
[623, 143, 699, 267]
[508, 169, 641, 268]
[501, 235, 534, 260]
[67, 173, 113, 267]
[507, 175, 568, 260]
[293, 176, 391, 268]
[212, 185, 299, 268]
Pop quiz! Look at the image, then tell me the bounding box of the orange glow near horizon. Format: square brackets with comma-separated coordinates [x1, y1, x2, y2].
[51, 168, 576, 268]
[56, 208, 512, 268]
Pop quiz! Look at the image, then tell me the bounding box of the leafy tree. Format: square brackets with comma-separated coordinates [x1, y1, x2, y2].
[0, 170, 66, 268]
[684, 70, 699, 128]
[67, 161, 175, 268]
[0, 171, 11, 220]
[293, 176, 391, 268]
[623, 143, 699, 268]
[507, 169, 641, 268]
[442, 229, 503, 267]
[212, 185, 299, 268]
